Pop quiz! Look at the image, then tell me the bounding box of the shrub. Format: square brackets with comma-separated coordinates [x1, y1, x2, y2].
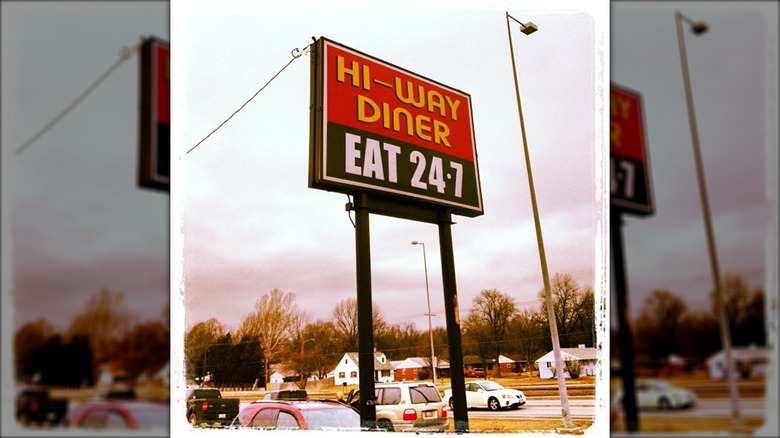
[565, 360, 582, 379]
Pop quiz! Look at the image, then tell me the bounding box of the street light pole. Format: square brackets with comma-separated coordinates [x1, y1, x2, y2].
[675, 11, 744, 432]
[506, 12, 576, 432]
[412, 241, 436, 384]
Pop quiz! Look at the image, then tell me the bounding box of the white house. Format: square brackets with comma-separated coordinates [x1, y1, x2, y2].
[706, 345, 768, 379]
[332, 352, 395, 386]
[535, 345, 600, 379]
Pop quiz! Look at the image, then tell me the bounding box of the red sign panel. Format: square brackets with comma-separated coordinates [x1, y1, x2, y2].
[610, 83, 653, 215]
[309, 38, 483, 217]
[138, 37, 169, 191]
[611, 85, 645, 162]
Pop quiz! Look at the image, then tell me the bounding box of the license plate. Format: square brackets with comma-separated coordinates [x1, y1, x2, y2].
[423, 410, 436, 419]
[218, 414, 226, 419]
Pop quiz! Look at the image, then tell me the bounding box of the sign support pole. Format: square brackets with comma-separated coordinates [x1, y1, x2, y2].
[612, 210, 639, 432]
[354, 192, 376, 429]
[437, 210, 468, 433]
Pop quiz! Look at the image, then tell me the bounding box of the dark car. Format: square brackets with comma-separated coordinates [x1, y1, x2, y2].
[186, 387, 240, 427]
[67, 400, 169, 431]
[230, 399, 360, 431]
[15, 385, 68, 426]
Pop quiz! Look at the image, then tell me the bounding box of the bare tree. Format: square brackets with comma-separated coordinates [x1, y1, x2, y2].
[635, 289, 688, 369]
[462, 311, 493, 367]
[331, 297, 387, 351]
[184, 318, 227, 382]
[287, 310, 315, 388]
[118, 320, 169, 382]
[237, 288, 300, 387]
[538, 273, 594, 348]
[509, 309, 548, 374]
[66, 288, 132, 366]
[14, 318, 56, 381]
[305, 320, 340, 380]
[468, 289, 517, 376]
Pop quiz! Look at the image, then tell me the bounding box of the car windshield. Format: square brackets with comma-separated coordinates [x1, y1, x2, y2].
[481, 381, 505, 391]
[409, 385, 442, 403]
[301, 407, 360, 430]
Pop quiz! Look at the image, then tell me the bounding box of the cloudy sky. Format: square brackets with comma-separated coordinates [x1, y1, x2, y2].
[1, 2, 169, 331]
[610, 2, 777, 323]
[172, 0, 608, 340]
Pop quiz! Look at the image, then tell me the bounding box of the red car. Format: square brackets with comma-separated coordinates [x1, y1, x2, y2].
[465, 368, 485, 378]
[67, 400, 169, 431]
[231, 399, 360, 431]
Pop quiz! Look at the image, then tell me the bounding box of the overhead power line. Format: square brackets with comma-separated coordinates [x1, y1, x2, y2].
[185, 43, 312, 156]
[14, 45, 139, 156]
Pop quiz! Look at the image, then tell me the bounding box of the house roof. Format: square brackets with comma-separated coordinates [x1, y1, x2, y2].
[269, 362, 297, 377]
[499, 355, 520, 363]
[393, 357, 450, 369]
[463, 355, 521, 365]
[706, 346, 768, 363]
[345, 352, 394, 371]
[535, 347, 599, 363]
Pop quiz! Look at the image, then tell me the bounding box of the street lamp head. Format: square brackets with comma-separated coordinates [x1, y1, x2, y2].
[411, 241, 421, 245]
[690, 21, 708, 35]
[520, 21, 539, 35]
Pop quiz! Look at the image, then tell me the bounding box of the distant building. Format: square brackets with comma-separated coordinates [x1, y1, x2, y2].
[535, 345, 600, 379]
[706, 345, 768, 379]
[392, 357, 449, 381]
[462, 354, 526, 376]
[332, 352, 394, 386]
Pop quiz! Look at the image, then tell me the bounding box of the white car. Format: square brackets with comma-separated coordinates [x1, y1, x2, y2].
[613, 379, 696, 410]
[443, 380, 526, 411]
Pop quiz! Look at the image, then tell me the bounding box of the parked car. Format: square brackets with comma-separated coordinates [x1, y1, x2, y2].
[346, 381, 449, 432]
[443, 380, 526, 411]
[185, 387, 241, 427]
[465, 368, 485, 378]
[230, 399, 360, 431]
[15, 385, 68, 426]
[67, 400, 168, 431]
[262, 389, 308, 401]
[613, 379, 696, 410]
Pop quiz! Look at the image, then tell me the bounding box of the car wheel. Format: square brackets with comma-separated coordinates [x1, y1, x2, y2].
[377, 419, 394, 432]
[189, 412, 199, 427]
[657, 398, 671, 410]
[488, 397, 500, 411]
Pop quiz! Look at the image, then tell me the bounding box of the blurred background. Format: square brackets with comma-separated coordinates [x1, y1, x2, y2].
[610, 1, 777, 436]
[2, 1, 170, 435]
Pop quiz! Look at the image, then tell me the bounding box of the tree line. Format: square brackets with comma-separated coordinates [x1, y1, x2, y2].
[14, 288, 169, 387]
[611, 273, 765, 371]
[184, 272, 596, 387]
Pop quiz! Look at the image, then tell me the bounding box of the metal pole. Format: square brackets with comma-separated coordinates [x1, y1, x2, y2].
[414, 241, 437, 384]
[354, 193, 376, 429]
[675, 11, 743, 432]
[438, 210, 468, 433]
[506, 12, 575, 430]
[612, 211, 640, 432]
